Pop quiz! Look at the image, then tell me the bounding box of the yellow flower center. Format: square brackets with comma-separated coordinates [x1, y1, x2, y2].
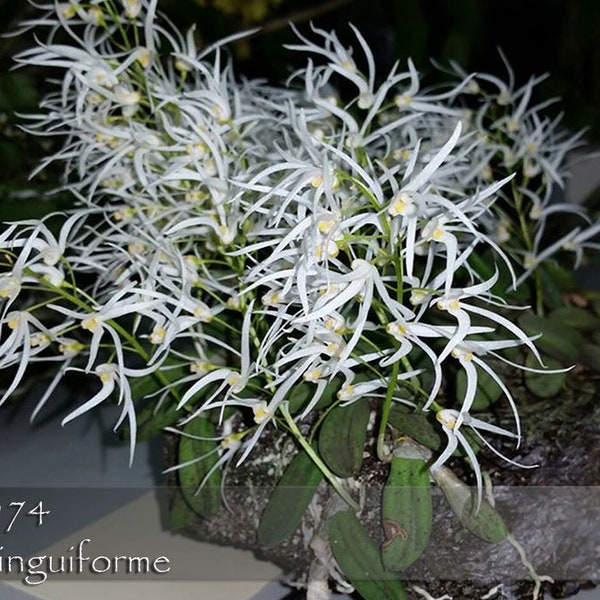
[392, 148, 411, 162]
[30, 333, 50, 348]
[395, 94, 412, 108]
[388, 192, 415, 218]
[127, 242, 146, 255]
[7, 313, 21, 329]
[386, 322, 408, 339]
[226, 296, 241, 310]
[431, 225, 445, 241]
[523, 254, 536, 268]
[451, 348, 473, 361]
[437, 298, 460, 311]
[190, 361, 211, 375]
[61, 3, 78, 18]
[149, 327, 166, 344]
[227, 372, 242, 387]
[59, 340, 84, 357]
[0, 278, 20, 299]
[81, 316, 101, 332]
[221, 432, 244, 450]
[262, 290, 280, 306]
[99, 371, 113, 384]
[303, 368, 323, 383]
[409, 289, 427, 306]
[175, 57, 192, 73]
[317, 219, 336, 235]
[193, 303, 212, 322]
[337, 384, 355, 401]
[324, 315, 345, 333]
[136, 48, 151, 68]
[252, 402, 271, 424]
[436, 410, 457, 429]
[506, 118, 520, 133]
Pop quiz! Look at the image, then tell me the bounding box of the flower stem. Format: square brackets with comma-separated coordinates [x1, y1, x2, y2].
[280, 403, 359, 511]
[377, 359, 399, 461]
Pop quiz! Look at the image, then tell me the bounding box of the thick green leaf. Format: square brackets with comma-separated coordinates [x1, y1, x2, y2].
[287, 380, 339, 414]
[459, 495, 508, 543]
[539, 261, 578, 294]
[388, 408, 446, 453]
[538, 264, 575, 309]
[524, 354, 565, 399]
[169, 488, 198, 531]
[328, 509, 408, 599]
[137, 402, 182, 441]
[178, 417, 222, 517]
[382, 457, 432, 571]
[550, 306, 600, 332]
[433, 467, 508, 543]
[579, 343, 600, 372]
[257, 446, 323, 546]
[518, 313, 582, 363]
[319, 399, 370, 477]
[388, 407, 480, 457]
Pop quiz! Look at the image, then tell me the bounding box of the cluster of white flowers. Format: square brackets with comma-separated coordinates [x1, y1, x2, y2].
[2, 0, 597, 498]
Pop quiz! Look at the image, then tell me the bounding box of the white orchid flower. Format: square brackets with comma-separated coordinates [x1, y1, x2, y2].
[176, 302, 255, 421]
[0, 311, 64, 405]
[48, 286, 171, 372]
[434, 272, 542, 366]
[62, 362, 139, 464]
[431, 408, 535, 511]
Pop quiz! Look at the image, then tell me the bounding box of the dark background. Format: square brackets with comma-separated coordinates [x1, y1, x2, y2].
[0, 0, 599, 199]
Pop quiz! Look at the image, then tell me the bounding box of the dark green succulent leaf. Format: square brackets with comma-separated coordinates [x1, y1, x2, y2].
[178, 417, 222, 518]
[518, 312, 582, 363]
[257, 446, 323, 546]
[433, 467, 508, 543]
[538, 263, 576, 309]
[388, 407, 446, 453]
[382, 457, 432, 571]
[579, 343, 600, 372]
[169, 488, 198, 531]
[524, 354, 566, 399]
[287, 380, 339, 414]
[318, 398, 370, 477]
[539, 261, 578, 293]
[589, 297, 600, 319]
[328, 509, 408, 599]
[388, 407, 480, 456]
[460, 495, 508, 543]
[137, 402, 182, 441]
[549, 306, 600, 332]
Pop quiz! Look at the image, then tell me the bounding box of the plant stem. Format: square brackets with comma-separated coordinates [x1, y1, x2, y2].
[280, 403, 359, 511]
[377, 359, 399, 461]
